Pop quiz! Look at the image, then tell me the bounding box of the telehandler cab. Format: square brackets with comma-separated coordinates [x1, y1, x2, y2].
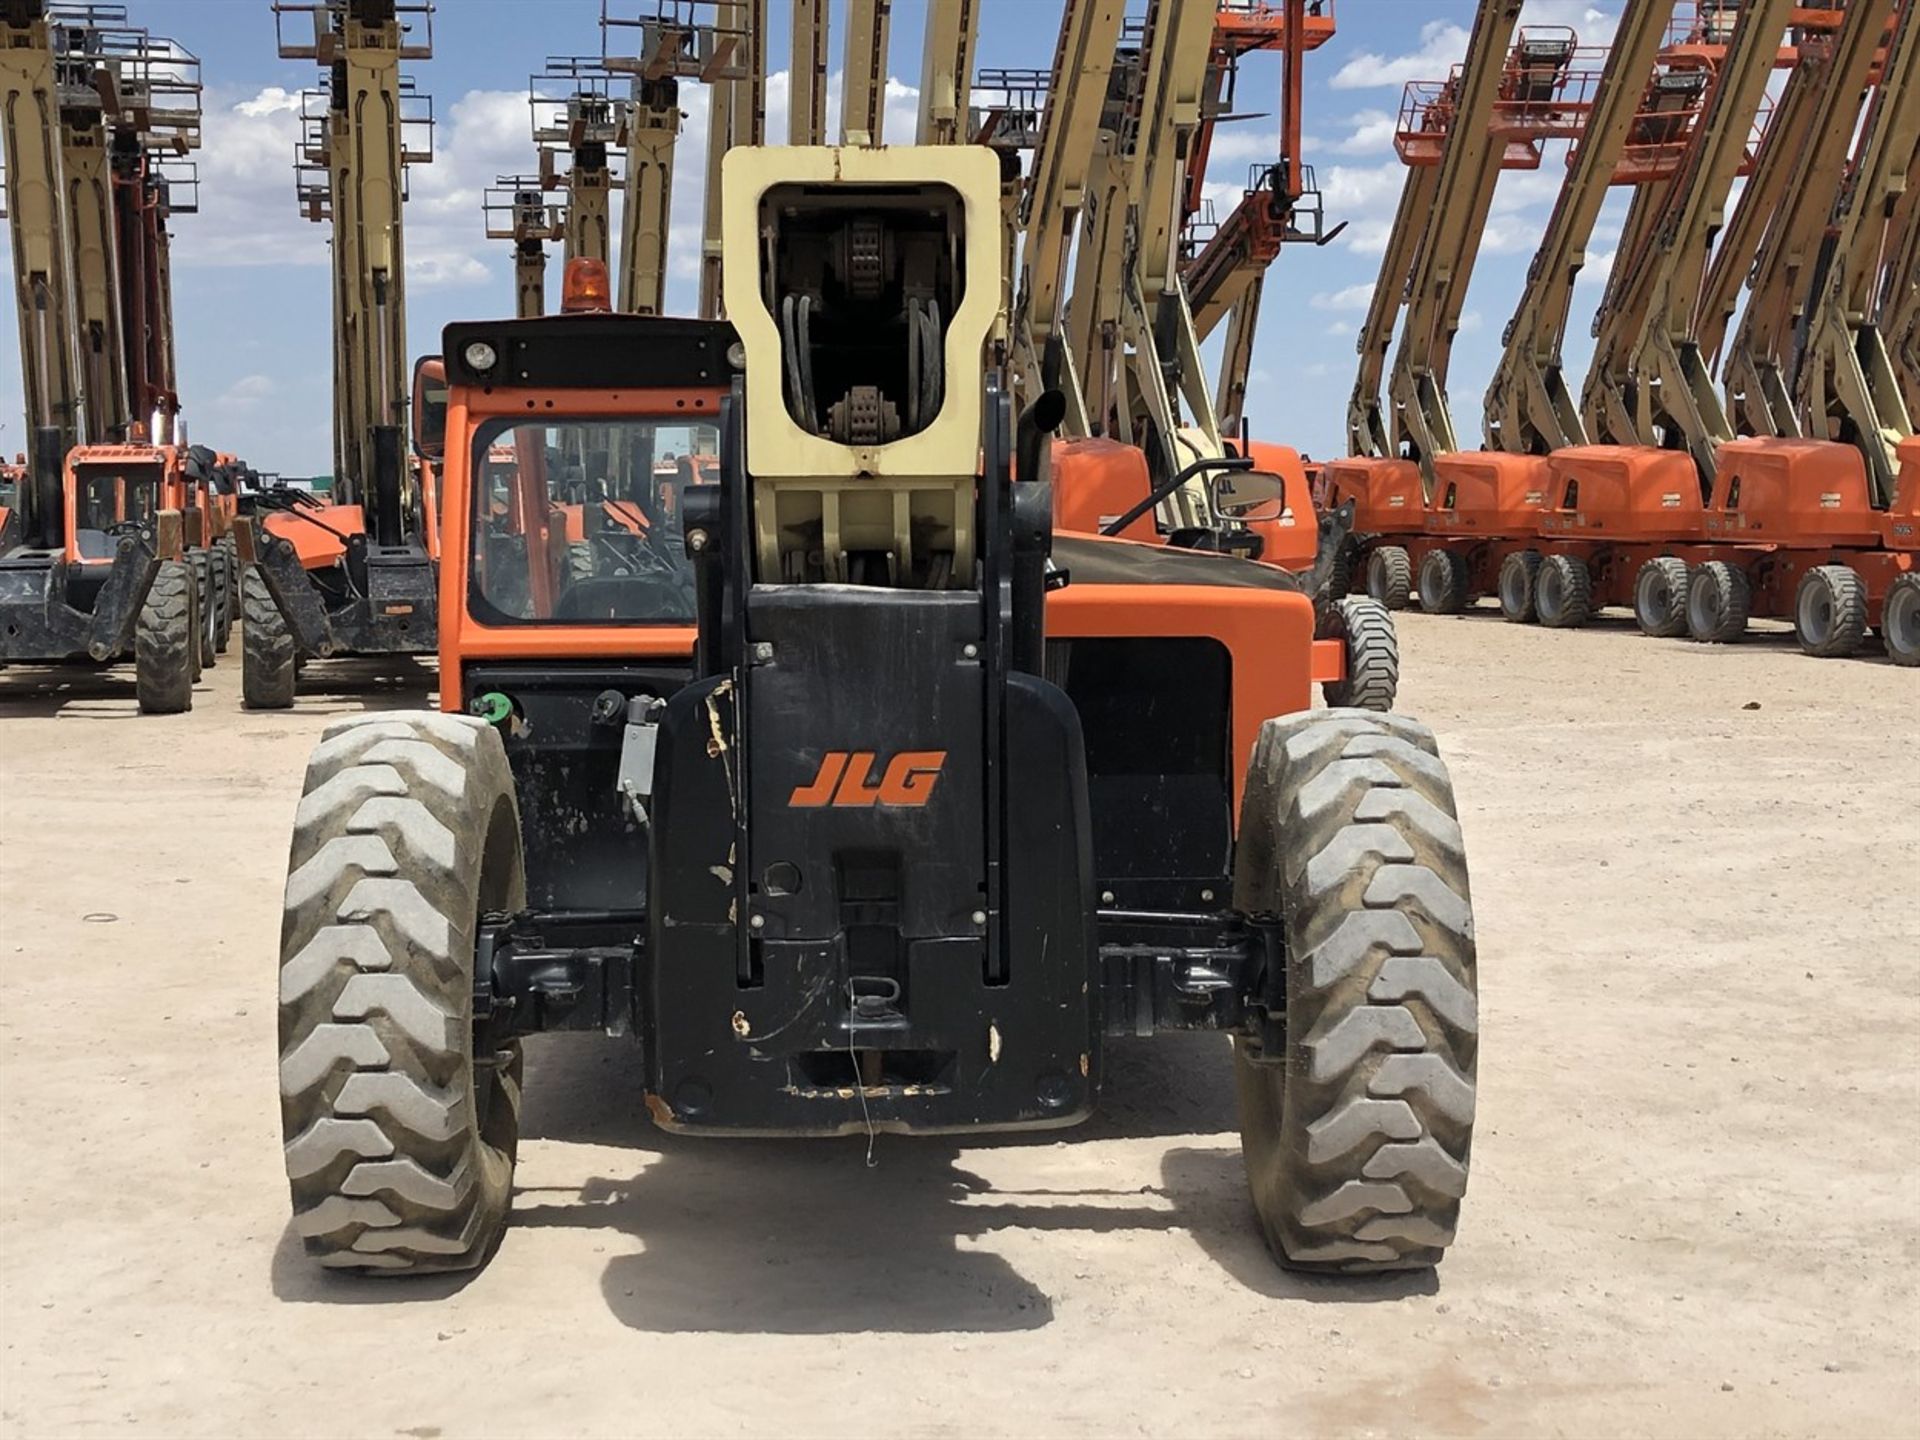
[275, 147, 1478, 1278]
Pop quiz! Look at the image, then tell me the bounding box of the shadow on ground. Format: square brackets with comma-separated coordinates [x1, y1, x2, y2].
[490, 1033, 1430, 1330]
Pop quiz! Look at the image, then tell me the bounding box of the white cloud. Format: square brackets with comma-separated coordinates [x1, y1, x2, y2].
[215, 374, 277, 408]
[1330, 109, 1398, 156]
[1519, 0, 1619, 40]
[1311, 282, 1376, 312]
[1330, 21, 1470, 91]
[234, 87, 301, 119]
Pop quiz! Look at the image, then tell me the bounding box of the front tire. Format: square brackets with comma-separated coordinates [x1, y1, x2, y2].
[1365, 545, 1413, 611]
[191, 548, 219, 670]
[242, 566, 298, 710]
[1534, 554, 1592, 629]
[1497, 549, 1541, 624]
[1417, 549, 1470, 615]
[1883, 572, 1920, 667]
[135, 559, 194, 715]
[1231, 710, 1477, 1272]
[277, 713, 527, 1274]
[1793, 564, 1866, 658]
[1321, 595, 1399, 713]
[1633, 557, 1689, 638]
[212, 542, 236, 654]
[1688, 561, 1750, 643]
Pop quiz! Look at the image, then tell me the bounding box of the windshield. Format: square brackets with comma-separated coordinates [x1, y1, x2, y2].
[468, 417, 719, 625]
[73, 462, 163, 532]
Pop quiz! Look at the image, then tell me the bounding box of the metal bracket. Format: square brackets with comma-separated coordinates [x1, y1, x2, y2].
[616, 693, 666, 823]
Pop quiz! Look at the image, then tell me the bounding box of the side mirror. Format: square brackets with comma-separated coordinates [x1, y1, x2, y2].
[1213, 468, 1291, 516]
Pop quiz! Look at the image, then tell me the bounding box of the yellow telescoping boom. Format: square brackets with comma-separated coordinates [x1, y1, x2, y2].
[1794, 2, 1919, 505]
[1482, 0, 1680, 456]
[1719, 0, 1892, 445]
[482, 176, 564, 318]
[1348, 0, 1527, 465]
[1577, 0, 1793, 489]
[1008, 0, 1127, 436]
[2, 0, 85, 484]
[698, 0, 764, 318]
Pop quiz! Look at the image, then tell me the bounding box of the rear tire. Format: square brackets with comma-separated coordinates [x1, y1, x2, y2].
[135, 559, 194, 715]
[191, 548, 218, 670]
[1633, 557, 1689, 638]
[1688, 561, 1750, 643]
[1534, 553, 1592, 629]
[1322, 596, 1399, 713]
[1793, 565, 1866, 658]
[242, 565, 298, 710]
[1416, 549, 1470, 615]
[1231, 709, 1476, 1272]
[1365, 545, 1412, 611]
[1883, 572, 1920, 667]
[213, 543, 235, 654]
[1497, 549, 1541, 623]
[277, 713, 526, 1274]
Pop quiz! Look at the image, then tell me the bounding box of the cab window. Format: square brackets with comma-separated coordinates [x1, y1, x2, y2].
[468, 417, 719, 625]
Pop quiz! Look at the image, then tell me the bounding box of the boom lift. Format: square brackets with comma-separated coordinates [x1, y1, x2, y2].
[1425, 0, 1697, 623]
[1495, 0, 1795, 636]
[0, 1, 206, 712]
[1326, 3, 1578, 606]
[1689, 2, 1918, 663]
[272, 140, 1480, 1283]
[246, 0, 437, 708]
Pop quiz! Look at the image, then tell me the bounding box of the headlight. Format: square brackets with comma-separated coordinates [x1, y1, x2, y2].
[726, 340, 746, 371]
[463, 340, 498, 373]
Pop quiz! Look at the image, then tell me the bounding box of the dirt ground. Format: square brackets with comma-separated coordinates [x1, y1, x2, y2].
[1, 610, 1915, 1439]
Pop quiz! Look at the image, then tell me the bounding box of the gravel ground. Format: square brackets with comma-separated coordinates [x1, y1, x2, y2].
[2, 610, 1915, 1438]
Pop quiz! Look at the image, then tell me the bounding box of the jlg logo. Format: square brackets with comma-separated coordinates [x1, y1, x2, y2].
[789, 751, 948, 808]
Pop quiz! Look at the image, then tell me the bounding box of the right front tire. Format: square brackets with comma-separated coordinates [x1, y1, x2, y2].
[1417, 548, 1470, 615]
[1793, 565, 1866, 658]
[1321, 595, 1399, 713]
[1688, 561, 1750, 643]
[1633, 557, 1689, 638]
[278, 713, 527, 1274]
[1534, 554, 1592, 629]
[135, 559, 194, 715]
[242, 566, 298, 710]
[1231, 710, 1477, 1272]
[1497, 549, 1541, 623]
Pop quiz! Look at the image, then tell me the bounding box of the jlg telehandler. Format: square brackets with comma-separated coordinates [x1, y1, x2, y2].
[273, 147, 1479, 1278]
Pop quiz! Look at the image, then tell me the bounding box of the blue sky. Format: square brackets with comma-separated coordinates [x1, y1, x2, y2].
[2, 0, 1632, 473]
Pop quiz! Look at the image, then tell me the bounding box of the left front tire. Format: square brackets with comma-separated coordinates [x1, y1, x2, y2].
[278, 713, 526, 1274]
[1231, 710, 1477, 1272]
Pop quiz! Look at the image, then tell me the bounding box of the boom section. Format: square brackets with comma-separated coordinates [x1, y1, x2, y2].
[1482, 0, 1680, 456]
